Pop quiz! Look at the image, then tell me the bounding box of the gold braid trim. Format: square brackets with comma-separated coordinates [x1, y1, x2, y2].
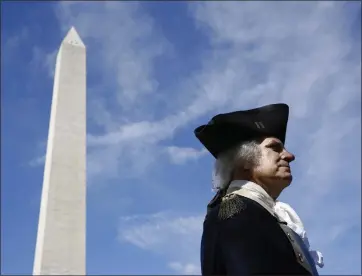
[218, 194, 247, 220]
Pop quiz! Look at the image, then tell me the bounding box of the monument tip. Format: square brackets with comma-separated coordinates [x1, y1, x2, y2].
[62, 26, 85, 48]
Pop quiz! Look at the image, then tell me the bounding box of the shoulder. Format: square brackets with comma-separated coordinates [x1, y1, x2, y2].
[218, 193, 249, 220]
[204, 194, 271, 226]
[218, 194, 277, 234]
[205, 194, 258, 223]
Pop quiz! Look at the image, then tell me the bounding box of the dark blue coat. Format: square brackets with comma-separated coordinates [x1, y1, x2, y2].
[201, 194, 319, 276]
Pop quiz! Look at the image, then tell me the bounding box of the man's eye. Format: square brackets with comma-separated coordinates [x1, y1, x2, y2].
[268, 143, 277, 148]
[270, 144, 282, 151]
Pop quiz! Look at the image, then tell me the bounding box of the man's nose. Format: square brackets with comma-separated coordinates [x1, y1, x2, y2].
[282, 150, 295, 163]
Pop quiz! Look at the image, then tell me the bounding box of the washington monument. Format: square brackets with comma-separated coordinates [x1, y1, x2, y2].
[33, 27, 86, 275]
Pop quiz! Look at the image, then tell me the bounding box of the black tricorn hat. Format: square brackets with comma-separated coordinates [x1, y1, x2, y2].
[194, 103, 289, 159]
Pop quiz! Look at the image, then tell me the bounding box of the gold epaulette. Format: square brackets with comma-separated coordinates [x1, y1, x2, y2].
[218, 193, 247, 220]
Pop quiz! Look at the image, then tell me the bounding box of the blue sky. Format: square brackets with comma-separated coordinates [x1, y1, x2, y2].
[1, 1, 361, 275]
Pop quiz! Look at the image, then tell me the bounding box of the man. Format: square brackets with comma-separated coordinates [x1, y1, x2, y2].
[194, 103, 322, 275]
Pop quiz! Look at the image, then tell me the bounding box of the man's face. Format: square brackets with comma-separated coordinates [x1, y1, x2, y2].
[251, 137, 295, 193]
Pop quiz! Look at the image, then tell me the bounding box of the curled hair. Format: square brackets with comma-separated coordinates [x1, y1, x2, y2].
[212, 140, 261, 191]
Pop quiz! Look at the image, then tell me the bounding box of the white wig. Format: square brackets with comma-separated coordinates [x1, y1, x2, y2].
[212, 140, 261, 191]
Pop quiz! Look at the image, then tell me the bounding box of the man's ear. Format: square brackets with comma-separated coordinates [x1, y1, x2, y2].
[236, 167, 251, 179]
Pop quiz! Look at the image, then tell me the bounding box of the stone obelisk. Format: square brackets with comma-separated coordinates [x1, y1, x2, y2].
[33, 27, 86, 275]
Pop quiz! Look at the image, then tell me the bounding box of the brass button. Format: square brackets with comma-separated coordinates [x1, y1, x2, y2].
[298, 253, 304, 263]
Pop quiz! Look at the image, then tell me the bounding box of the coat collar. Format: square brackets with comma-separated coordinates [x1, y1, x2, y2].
[226, 180, 276, 211]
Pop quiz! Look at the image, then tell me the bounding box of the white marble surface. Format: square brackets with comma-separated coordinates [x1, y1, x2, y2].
[33, 27, 86, 275]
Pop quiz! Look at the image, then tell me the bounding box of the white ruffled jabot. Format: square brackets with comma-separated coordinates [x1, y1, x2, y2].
[227, 180, 324, 268]
[274, 201, 324, 268]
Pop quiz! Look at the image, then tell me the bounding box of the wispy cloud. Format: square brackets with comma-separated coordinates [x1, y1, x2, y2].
[27, 140, 47, 168]
[117, 211, 202, 273]
[168, 261, 200, 275]
[30, 47, 57, 78]
[3, 27, 29, 50]
[165, 146, 208, 165]
[28, 155, 45, 167]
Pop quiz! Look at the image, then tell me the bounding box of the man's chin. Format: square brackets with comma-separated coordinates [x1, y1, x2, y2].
[280, 174, 293, 187]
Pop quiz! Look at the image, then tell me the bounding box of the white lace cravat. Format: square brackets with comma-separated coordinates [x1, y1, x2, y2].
[274, 201, 324, 268]
[227, 180, 324, 268]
